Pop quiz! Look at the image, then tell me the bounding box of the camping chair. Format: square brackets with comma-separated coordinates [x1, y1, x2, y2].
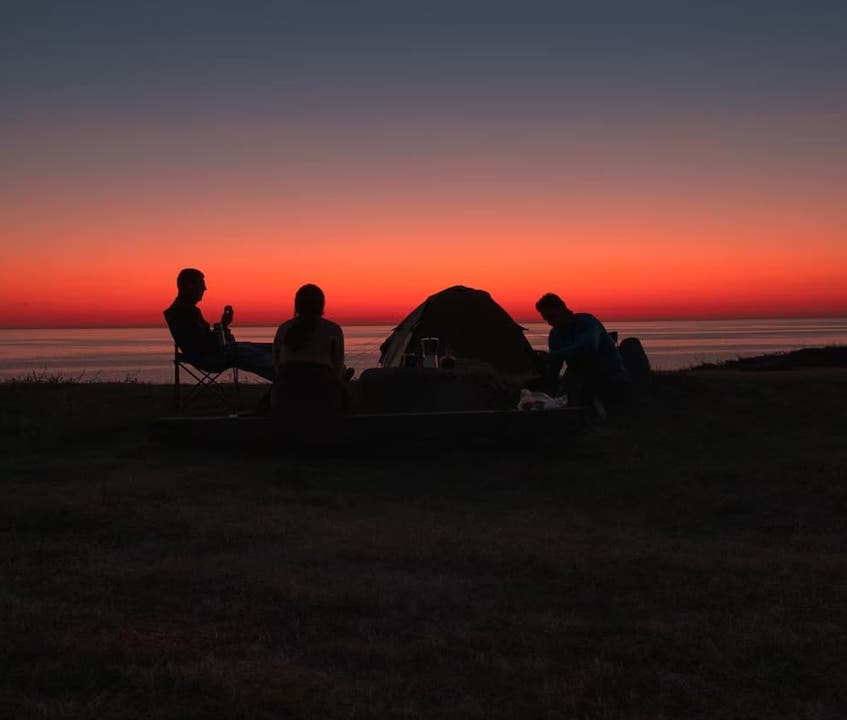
[163, 308, 240, 412]
[170, 343, 240, 412]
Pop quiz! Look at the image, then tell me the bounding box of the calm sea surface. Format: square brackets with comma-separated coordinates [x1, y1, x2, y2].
[1, 318, 846, 383]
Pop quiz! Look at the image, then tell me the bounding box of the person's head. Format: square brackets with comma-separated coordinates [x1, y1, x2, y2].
[294, 283, 325, 317]
[284, 284, 326, 351]
[176, 268, 206, 303]
[536, 293, 573, 327]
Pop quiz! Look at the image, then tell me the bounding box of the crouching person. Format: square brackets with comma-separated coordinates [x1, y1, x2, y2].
[535, 293, 630, 415]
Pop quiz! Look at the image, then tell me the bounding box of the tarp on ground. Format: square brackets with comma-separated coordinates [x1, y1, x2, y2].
[378, 285, 542, 376]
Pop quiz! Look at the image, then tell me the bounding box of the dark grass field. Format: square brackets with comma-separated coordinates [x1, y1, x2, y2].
[2, 357, 846, 718]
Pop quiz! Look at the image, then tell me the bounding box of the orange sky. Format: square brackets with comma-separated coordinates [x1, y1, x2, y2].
[3, 205, 844, 327]
[2, 119, 845, 328]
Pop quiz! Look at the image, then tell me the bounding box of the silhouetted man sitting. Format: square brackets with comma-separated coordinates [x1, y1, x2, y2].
[164, 268, 274, 381]
[536, 293, 629, 414]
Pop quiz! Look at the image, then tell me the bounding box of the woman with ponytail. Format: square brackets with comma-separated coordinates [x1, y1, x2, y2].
[272, 284, 347, 422]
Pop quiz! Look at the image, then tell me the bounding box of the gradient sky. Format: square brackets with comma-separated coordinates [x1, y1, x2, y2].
[2, 1, 846, 327]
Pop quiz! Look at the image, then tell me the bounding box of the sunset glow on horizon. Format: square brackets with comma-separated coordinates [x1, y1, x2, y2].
[2, 2, 846, 328]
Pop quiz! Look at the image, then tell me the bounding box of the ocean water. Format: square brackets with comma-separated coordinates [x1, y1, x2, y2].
[1, 318, 846, 383]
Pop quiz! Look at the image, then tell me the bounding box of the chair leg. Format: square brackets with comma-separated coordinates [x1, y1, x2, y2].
[175, 361, 240, 413]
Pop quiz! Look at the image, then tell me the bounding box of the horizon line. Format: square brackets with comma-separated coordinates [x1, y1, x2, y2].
[3, 312, 847, 331]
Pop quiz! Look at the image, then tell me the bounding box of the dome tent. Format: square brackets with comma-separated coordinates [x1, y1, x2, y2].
[378, 285, 542, 376]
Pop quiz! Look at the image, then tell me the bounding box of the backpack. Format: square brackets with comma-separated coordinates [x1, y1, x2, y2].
[618, 337, 651, 382]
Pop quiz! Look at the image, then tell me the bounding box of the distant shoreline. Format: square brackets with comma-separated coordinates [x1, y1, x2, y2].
[2, 314, 847, 332]
[686, 345, 847, 371]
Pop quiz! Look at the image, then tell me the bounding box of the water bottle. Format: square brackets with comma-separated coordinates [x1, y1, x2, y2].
[421, 337, 439, 368]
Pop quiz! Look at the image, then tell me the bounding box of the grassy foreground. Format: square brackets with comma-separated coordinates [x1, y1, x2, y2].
[2, 362, 846, 718]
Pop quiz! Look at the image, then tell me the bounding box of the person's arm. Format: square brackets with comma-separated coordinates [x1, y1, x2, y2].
[215, 305, 235, 344]
[538, 329, 565, 393]
[173, 305, 218, 357]
[272, 324, 285, 371]
[548, 320, 596, 365]
[547, 352, 565, 377]
[331, 325, 345, 380]
[545, 321, 599, 393]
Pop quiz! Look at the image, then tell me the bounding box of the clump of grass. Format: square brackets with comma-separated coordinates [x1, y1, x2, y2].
[3, 369, 95, 385]
[4, 371, 156, 386]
